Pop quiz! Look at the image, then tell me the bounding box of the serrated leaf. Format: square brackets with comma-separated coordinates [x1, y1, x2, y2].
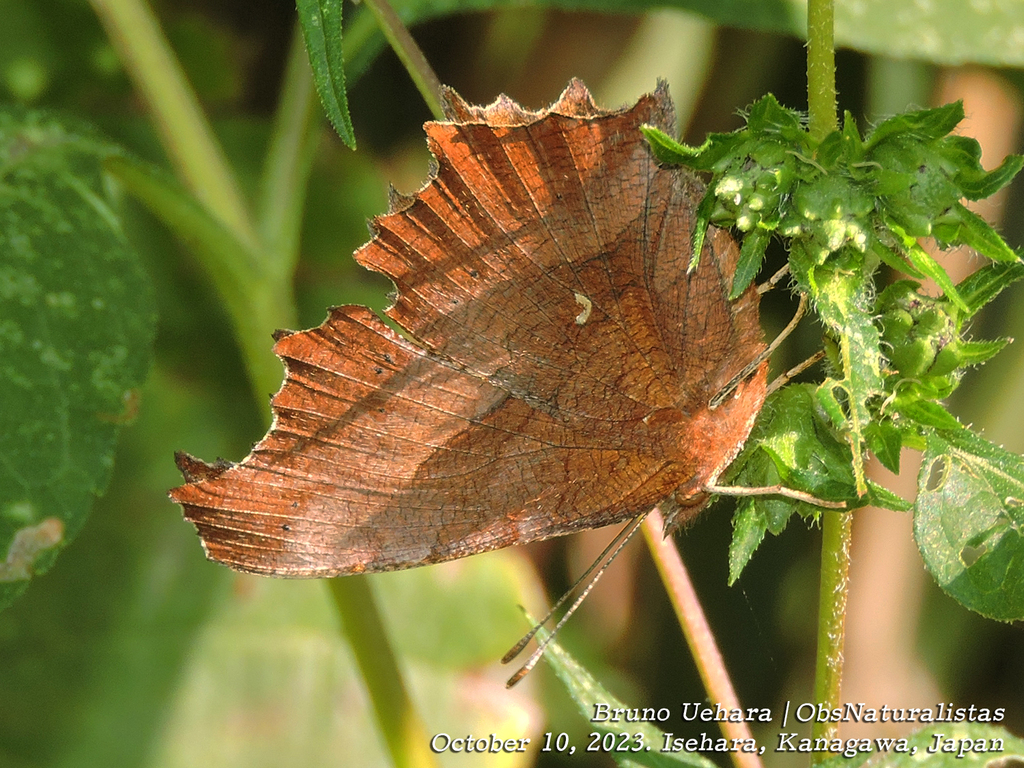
[898, 400, 961, 431]
[958, 152, 1024, 200]
[898, 237, 969, 312]
[641, 125, 705, 166]
[538, 625, 719, 768]
[746, 93, 804, 139]
[298, 0, 355, 148]
[871, 238, 925, 278]
[688, 189, 715, 271]
[915, 427, 1024, 620]
[953, 202, 1020, 264]
[810, 265, 883, 494]
[816, 722, 1024, 767]
[865, 101, 964, 150]
[729, 227, 769, 298]
[956, 338, 1009, 367]
[957, 261, 1024, 317]
[724, 385, 864, 580]
[865, 480, 912, 512]
[865, 421, 902, 474]
[0, 109, 155, 610]
[728, 499, 767, 584]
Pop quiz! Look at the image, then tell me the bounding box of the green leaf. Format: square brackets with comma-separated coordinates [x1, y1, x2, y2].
[816, 722, 1024, 767]
[689, 189, 715, 271]
[957, 260, 1024, 318]
[728, 500, 767, 584]
[809, 264, 884, 494]
[539, 626, 720, 768]
[952, 202, 1020, 264]
[898, 236, 969, 312]
[915, 427, 1024, 620]
[0, 109, 155, 610]
[641, 125, 705, 166]
[958, 152, 1024, 200]
[955, 338, 1009, 368]
[866, 480, 912, 512]
[724, 384, 864, 581]
[730, 227, 769, 298]
[864, 421, 902, 474]
[344, 0, 1024, 89]
[898, 400, 961, 431]
[297, 0, 355, 148]
[864, 101, 964, 150]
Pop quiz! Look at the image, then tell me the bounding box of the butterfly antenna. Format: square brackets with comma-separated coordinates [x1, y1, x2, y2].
[503, 513, 648, 687]
[710, 291, 808, 410]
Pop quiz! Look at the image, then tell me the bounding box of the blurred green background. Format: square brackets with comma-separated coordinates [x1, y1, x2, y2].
[1, 1, 1024, 767]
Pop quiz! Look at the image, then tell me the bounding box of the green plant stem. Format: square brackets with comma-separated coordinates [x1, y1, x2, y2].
[806, 3, 850, 761]
[643, 509, 764, 768]
[806, 0, 838, 141]
[811, 509, 852, 762]
[362, 0, 445, 121]
[328, 578, 440, 768]
[259, 23, 323, 279]
[88, 0, 258, 250]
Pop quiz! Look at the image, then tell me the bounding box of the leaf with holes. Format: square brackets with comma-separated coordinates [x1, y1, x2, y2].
[915, 427, 1024, 620]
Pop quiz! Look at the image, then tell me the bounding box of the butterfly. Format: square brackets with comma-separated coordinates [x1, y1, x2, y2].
[169, 80, 767, 579]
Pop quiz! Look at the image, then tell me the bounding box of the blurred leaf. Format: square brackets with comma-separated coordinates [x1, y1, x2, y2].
[166, 14, 244, 104]
[915, 427, 1024, 621]
[298, 0, 355, 148]
[343, 0, 1024, 85]
[149, 554, 541, 768]
[0, 108, 155, 611]
[104, 153, 289, 410]
[816, 722, 1024, 767]
[540, 627, 719, 768]
[0, 0, 53, 102]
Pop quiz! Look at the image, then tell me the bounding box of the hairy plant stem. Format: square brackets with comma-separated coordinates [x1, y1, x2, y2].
[362, 0, 445, 121]
[329, 579, 441, 768]
[805, 0, 851, 760]
[644, 510, 764, 768]
[807, 0, 838, 141]
[812, 510, 853, 759]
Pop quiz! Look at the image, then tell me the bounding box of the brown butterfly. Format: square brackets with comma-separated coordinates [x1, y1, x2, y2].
[169, 80, 767, 579]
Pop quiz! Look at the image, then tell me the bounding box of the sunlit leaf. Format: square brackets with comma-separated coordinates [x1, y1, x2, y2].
[915, 427, 1024, 621]
[298, 0, 355, 148]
